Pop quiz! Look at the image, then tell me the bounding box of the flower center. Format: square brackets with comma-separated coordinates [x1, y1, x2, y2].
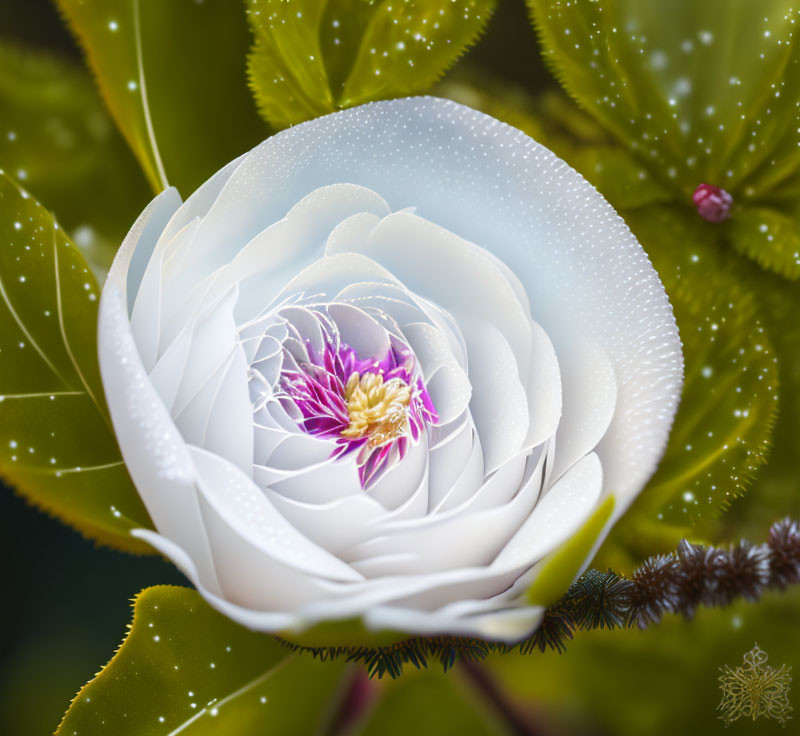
[273, 333, 438, 487]
[341, 372, 412, 447]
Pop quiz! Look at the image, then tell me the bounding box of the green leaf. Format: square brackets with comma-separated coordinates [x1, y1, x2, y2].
[528, 0, 800, 200]
[726, 204, 800, 281]
[246, 0, 497, 128]
[603, 206, 779, 560]
[56, 586, 347, 736]
[718, 267, 800, 539]
[0, 41, 150, 276]
[0, 172, 153, 552]
[56, 0, 267, 195]
[569, 146, 674, 211]
[437, 70, 607, 151]
[436, 70, 672, 211]
[356, 667, 510, 736]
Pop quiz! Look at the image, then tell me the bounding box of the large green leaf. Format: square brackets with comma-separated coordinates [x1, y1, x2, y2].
[437, 70, 673, 211]
[0, 172, 153, 552]
[56, 586, 347, 736]
[56, 0, 266, 195]
[0, 41, 150, 276]
[528, 0, 800, 200]
[246, 0, 497, 128]
[718, 268, 800, 539]
[602, 206, 778, 561]
[726, 204, 800, 281]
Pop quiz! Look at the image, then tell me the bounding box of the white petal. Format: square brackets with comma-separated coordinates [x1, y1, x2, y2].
[272, 252, 399, 307]
[147, 319, 192, 411]
[159, 152, 247, 246]
[194, 183, 390, 322]
[430, 430, 484, 512]
[325, 211, 382, 253]
[195, 181, 388, 287]
[171, 287, 240, 416]
[201, 344, 254, 474]
[363, 604, 543, 643]
[134, 523, 541, 639]
[263, 433, 335, 470]
[332, 211, 533, 373]
[131, 151, 243, 356]
[277, 306, 326, 355]
[524, 320, 562, 448]
[129, 245, 165, 371]
[131, 528, 301, 631]
[326, 302, 390, 361]
[266, 491, 388, 554]
[258, 456, 362, 503]
[460, 320, 529, 472]
[492, 452, 603, 572]
[438, 452, 527, 515]
[190, 447, 362, 586]
[334, 281, 433, 334]
[366, 434, 429, 511]
[122, 188, 181, 314]
[340, 455, 541, 576]
[401, 321, 471, 424]
[427, 414, 474, 509]
[550, 343, 617, 485]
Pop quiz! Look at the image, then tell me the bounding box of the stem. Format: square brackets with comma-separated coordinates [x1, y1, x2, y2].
[459, 659, 549, 736]
[323, 665, 377, 736]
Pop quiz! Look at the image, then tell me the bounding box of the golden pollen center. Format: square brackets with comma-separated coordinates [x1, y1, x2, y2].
[341, 372, 412, 447]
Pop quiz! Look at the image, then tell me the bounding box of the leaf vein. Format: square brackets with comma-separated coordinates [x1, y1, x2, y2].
[133, 0, 169, 190]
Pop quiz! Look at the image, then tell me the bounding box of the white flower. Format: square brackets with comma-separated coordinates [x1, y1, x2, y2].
[98, 98, 682, 642]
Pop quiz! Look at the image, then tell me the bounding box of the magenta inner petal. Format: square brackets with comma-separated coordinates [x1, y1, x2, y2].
[277, 337, 438, 488]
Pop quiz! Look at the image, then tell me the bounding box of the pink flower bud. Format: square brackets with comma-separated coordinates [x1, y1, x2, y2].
[692, 183, 733, 222]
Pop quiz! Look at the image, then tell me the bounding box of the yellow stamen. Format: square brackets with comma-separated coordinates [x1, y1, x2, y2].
[341, 372, 411, 447]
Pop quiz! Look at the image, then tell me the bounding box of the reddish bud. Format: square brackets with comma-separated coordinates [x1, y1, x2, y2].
[692, 183, 733, 222]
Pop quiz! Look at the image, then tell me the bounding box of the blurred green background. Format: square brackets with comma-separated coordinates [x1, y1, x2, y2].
[2, 1, 800, 734]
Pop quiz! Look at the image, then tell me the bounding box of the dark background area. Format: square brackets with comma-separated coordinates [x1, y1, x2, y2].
[0, 1, 552, 733]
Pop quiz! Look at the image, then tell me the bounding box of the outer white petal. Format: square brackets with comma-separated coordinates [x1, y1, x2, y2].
[133, 524, 541, 641]
[99, 188, 221, 596]
[363, 604, 544, 642]
[131, 528, 301, 631]
[190, 447, 361, 583]
[124, 188, 182, 313]
[129, 154, 245, 365]
[159, 152, 249, 246]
